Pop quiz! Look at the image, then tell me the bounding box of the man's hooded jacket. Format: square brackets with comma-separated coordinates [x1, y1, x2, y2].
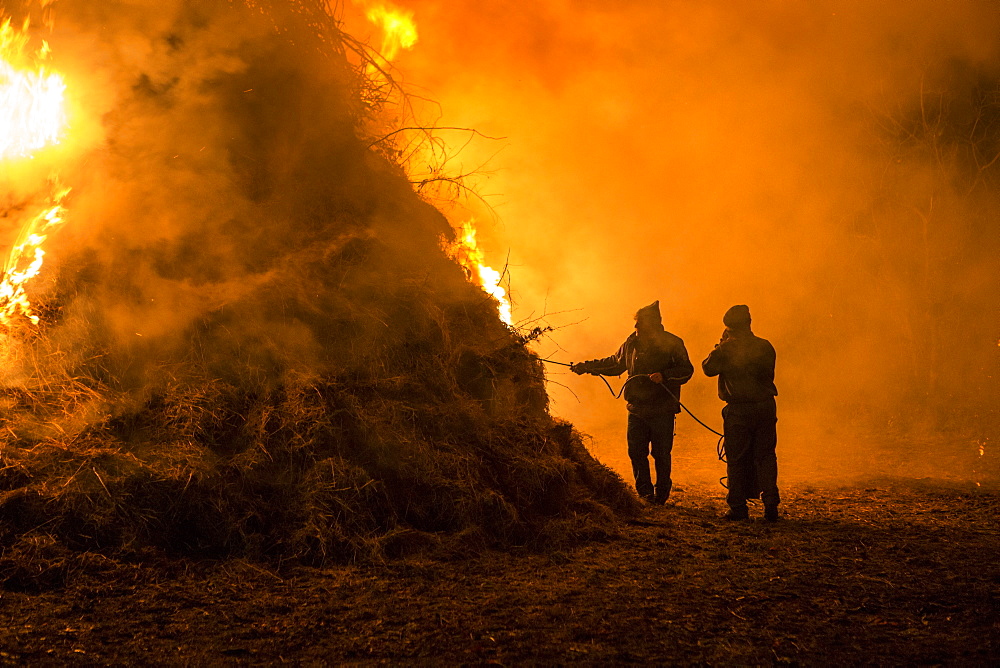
[701, 304, 778, 404]
[575, 301, 694, 416]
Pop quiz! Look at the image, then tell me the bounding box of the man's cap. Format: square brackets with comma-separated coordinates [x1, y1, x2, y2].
[635, 300, 662, 324]
[723, 304, 751, 327]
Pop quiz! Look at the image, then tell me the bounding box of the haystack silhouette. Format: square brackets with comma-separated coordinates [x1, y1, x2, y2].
[0, 0, 634, 584]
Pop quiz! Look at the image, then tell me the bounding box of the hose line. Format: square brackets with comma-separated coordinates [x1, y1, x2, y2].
[540, 358, 728, 488]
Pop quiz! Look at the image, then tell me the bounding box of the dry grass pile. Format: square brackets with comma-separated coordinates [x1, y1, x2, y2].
[0, 260, 639, 580]
[0, 0, 636, 583]
[0, 360, 635, 576]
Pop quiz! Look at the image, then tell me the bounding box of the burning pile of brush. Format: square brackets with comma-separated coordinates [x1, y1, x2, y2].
[0, 0, 632, 581]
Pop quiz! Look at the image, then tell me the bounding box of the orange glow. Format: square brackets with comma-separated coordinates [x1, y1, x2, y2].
[446, 221, 512, 326]
[0, 17, 67, 160]
[364, 2, 418, 63]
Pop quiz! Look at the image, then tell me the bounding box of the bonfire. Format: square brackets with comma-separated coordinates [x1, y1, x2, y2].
[0, 0, 634, 582]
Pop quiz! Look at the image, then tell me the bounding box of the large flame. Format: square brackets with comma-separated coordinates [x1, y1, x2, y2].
[446, 220, 513, 326]
[0, 14, 70, 327]
[362, 1, 418, 63]
[0, 17, 66, 160]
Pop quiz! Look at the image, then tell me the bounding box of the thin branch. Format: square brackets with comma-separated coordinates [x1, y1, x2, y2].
[542, 377, 581, 403]
[367, 127, 505, 150]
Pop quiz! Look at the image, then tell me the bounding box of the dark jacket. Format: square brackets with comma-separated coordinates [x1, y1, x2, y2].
[702, 329, 777, 404]
[577, 329, 694, 415]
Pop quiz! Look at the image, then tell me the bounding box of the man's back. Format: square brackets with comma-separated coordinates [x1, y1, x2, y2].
[702, 331, 777, 403]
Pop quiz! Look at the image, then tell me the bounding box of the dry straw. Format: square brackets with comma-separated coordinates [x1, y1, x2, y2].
[0, 0, 638, 588]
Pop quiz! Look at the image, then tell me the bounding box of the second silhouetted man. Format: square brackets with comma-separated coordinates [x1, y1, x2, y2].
[702, 305, 780, 521]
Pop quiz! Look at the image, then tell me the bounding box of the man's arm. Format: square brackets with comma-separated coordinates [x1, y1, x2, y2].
[702, 343, 728, 378]
[662, 343, 695, 384]
[572, 341, 628, 376]
[759, 340, 776, 385]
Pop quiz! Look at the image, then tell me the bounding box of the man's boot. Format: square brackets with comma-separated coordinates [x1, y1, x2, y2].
[636, 482, 655, 504]
[654, 484, 671, 505]
[764, 505, 780, 522]
[723, 505, 749, 521]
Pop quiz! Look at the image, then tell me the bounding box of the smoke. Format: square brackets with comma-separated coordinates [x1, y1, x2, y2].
[1, 0, 997, 485]
[365, 0, 1000, 484]
[0, 1, 642, 560]
[1, 0, 479, 415]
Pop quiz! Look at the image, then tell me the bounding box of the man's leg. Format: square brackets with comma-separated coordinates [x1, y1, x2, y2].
[723, 404, 753, 518]
[649, 413, 675, 504]
[626, 413, 654, 500]
[752, 399, 780, 518]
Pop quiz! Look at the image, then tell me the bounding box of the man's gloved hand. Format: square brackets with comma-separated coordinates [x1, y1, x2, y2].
[570, 363, 588, 375]
[713, 328, 732, 350]
[649, 372, 663, 384]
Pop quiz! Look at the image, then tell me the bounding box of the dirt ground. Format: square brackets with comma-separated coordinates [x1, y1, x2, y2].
[0, 476, 996, 666]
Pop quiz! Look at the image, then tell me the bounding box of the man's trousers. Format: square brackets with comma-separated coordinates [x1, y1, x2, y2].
[722, 398, 779, 510]
[626, 411, 675, 500]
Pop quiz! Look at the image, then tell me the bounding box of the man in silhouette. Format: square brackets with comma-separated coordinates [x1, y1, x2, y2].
[702, 305, 780, 521]
[571, 301, 694, 504]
